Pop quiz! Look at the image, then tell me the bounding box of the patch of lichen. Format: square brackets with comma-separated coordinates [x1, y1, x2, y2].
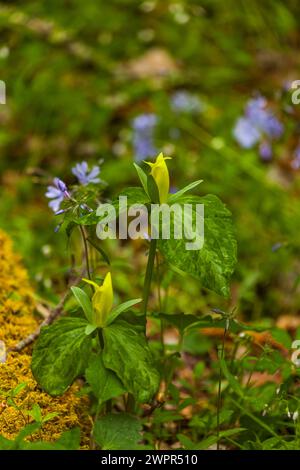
[0, 230, 90, 447]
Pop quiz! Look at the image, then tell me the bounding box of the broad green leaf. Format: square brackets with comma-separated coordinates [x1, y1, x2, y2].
[71, 286, 94, 324]
[93, 413, 142, 450]
[105, 298, 142, 326]
[168, 180, 203, 203]
[85, 354, 125, 404]
[31, 317, 92, 396]
[102, 312, 160, 403]
[133, 163, 149, 196]
[55, 427, 81, 450]
[158, 194, 237, 297]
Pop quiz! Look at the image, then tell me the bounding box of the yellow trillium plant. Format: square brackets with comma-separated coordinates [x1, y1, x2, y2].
[83, 272, 113, 327]
[144, 152, 171, 203]
[71, 272, 142, 332]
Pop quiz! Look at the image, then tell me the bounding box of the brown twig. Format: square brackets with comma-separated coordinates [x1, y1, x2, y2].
[9, 274, 83, 353]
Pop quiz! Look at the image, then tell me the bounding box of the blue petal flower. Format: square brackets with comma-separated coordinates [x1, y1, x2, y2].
[132, 113, 157, 162]
[233, 117, 260, 148]
[259, 141, 272, 161]
[45, 178, 69, 213]
[171, 91, 203, 113]
[72, 161, 101, 185]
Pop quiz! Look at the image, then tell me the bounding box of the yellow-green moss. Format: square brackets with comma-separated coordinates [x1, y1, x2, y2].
[0, 230, 90, 447]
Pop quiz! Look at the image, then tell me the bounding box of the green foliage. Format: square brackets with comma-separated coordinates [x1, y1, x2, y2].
[31, 317, 93, 395]
[158, 194, 237, 297]
[4, 0, 300, 451]
[85, 354, 125, 405]
[93, 413, 142, 450]
[102, 313, 160, 403]
[0, 427, 81, 451]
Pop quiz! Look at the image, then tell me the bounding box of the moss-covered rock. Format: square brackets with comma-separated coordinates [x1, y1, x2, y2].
[0, 230, 90, 446]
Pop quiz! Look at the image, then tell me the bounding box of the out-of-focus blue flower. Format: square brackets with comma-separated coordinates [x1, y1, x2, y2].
[171, 91, 203, 113]
[132, 113, 157, 162]
[259, 141, 272, 161]
[262, 115, 284, 138]
[291, 146, 300, 170]
[45, 178, 69, 213]
[234, 95, 283, 153]
[72, 161, 101, 185]
[233, 117, 260, 148]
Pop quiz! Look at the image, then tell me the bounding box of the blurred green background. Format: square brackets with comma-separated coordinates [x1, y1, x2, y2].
[1, 0, 300, 320]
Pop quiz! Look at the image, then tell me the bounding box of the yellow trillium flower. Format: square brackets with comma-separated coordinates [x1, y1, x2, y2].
[83, 272, 113, 327]
[145, 153, 171, 203]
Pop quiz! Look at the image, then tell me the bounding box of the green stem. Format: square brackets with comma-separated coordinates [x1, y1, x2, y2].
[142, 238, 157, 316]
[79, 225, 92, 280]
[217, 325, 227, 450]
[156, 253, 165, 357]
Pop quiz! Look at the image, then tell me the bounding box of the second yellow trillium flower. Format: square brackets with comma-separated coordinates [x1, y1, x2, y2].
[145, 153, 171, 203]
[83, 272, 113, 327]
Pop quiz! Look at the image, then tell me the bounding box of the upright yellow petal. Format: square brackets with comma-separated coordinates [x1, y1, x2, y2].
[145, 153, 171, 203]
[84, 273, 113, 327]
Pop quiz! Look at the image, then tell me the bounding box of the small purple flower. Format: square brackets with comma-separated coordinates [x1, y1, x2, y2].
[261, 114, 284, 139]
[234, 95, 284, 151]
[132, 113, 157, 162]
[291, 146, 300, 170]
[171, 91, 203, 113]
[72, 161, 101, 185]
[259, 141, 272, 161]
[45, 178, 69, 213]
[233, 117, 260, 148]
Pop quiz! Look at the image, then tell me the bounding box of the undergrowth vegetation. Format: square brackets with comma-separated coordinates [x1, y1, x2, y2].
[1, 0, 300, 451]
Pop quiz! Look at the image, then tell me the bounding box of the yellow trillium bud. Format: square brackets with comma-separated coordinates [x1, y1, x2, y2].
[145, 153, 171, 203]
[83, 272, 113, 327]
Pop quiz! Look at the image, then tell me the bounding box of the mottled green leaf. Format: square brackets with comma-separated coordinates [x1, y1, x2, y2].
[102, 313, 160, 403]
[93, 413, 142, 450]
[158, 194, 237, 297]
[85, 354, 125, 404]
[31, 317, 92, 396]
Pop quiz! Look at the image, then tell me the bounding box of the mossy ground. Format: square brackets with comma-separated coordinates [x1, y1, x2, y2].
[0, 230, 91, 446]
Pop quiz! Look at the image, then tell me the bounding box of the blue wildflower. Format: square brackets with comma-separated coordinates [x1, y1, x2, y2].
[72, 161, 101, 185]
[259, 141, 272, 161]
[171, 91, 203, 113]
[45, 178, 69, 213]
[245, 97, 283, 139]
[291, 146, 300, 170]
[132, 113, 157, 162]
[233, 117, 260, 148]
[234, 95, 283, 153]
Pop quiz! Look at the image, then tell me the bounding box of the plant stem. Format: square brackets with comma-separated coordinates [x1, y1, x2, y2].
[156, 253, 165, 356]
[142, 238, 157, 316]
[217, 324, 228, 450]
[79, 225, 92, 280]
